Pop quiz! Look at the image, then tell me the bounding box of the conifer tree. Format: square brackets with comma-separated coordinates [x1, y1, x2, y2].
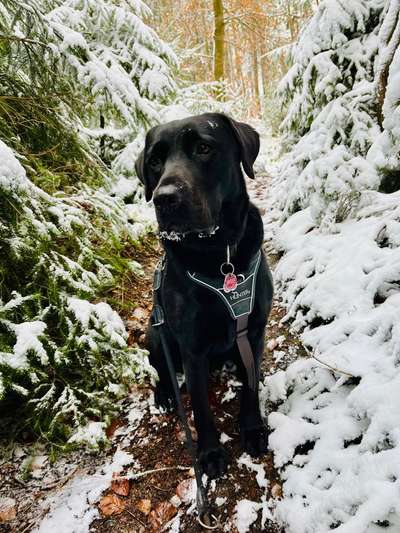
[277, 0, 389, 227]
[0, 0, 174, 445]
[268, 2, 400, 531]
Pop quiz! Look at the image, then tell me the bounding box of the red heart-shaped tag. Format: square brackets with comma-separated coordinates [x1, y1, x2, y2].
[223, 273, 238, 292]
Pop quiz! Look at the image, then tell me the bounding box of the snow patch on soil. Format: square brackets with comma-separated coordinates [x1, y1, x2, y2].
[36, 448, 133, 533]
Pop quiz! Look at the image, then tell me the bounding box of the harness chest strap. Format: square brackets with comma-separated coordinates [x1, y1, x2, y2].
[187, 251, 261, 391]
[152, 251, 261, 391]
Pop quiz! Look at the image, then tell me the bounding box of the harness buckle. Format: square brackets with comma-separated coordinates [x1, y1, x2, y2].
[151, 305, 164, 327]
[153, 255, 166, 291]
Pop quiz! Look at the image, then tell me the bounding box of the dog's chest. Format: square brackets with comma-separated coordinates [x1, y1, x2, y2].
[161, 278, 240, 354]
[155, 252, 264, 355]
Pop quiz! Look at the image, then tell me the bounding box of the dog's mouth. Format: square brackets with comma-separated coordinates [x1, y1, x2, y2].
[159, 225, 220, 242]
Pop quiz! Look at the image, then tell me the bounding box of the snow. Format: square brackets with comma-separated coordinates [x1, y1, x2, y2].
[0, 140, 26, 188]
[220, 432, 232, 444]
[234, 499, 261, 533]
[256, 2, 400, 531]
[167, 512, 181, 532]
[36, 448, 133, 533]
[237, 453, 268, 489]
[67, 297, 127, 348]
[261, 370, 287, 404]
[6, 321, 48, 369]
[262, 162, 400, 531]
[68, 422, 107, 447]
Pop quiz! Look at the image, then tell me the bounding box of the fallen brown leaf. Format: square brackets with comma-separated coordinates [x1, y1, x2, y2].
[111, 476, 130, 497]
[106, 419, 123, 439]
[271, 482, 283, 499]
[176, 479, 195, 504]
[136, 498, 152, 515]
[99, 493, 126, 516]
[0, 497, 16, 522]
[148, 501, 177, 531]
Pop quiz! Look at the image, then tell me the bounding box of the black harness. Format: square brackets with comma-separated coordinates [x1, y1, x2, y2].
[151, 249, 261, 526]
[187, 250, 261, 390]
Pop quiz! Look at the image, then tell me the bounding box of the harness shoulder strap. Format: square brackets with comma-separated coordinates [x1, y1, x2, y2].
[236, 315, 257, 390]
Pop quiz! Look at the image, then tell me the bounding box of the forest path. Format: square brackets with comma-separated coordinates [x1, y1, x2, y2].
[5, 132, 306, 533]
[86, 132, 303, 533]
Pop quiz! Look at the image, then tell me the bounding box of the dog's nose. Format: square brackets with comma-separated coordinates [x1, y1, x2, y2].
[153, 184, 181, 212]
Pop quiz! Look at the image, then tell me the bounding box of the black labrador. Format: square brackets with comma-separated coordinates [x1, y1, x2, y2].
[135, 113, 273, 478]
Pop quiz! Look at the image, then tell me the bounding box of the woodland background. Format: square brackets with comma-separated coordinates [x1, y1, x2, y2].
[1, 1, 400, 532]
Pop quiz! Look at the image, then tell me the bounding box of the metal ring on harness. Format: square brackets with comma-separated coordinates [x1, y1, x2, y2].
[197, 513, 219, 530]
[220, 261, 235, 276]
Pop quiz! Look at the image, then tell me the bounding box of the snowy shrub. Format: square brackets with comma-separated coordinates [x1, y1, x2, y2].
[0, 0, 172, 445]
[46, 0, 177, 163]
[263, 1, 400, 531]
[172, 81, 249, 118]
[277, 0, 384, 228]
[0, 0, 176, 202]
[0, 140, 154, 445]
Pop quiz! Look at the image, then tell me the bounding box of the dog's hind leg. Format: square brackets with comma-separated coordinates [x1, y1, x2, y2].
[236, 329, 268, 457]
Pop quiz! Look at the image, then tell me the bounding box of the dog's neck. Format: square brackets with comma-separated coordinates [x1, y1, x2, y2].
[161, 196, 264, 276]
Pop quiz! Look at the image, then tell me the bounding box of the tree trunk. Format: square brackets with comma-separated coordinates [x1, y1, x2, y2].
[252, 45, 260, 116]
[377, 9, 400, 127]
[213, 0, 225, 97]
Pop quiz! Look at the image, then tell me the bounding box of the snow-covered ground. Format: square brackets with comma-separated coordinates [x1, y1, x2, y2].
[5, 124, 400, 533]
[257, 128, 400, 532]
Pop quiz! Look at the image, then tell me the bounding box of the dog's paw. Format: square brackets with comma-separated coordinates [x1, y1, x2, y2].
[241, 425, 268, 457]
[154, 384, 176, 412]
[198, 446, 227, 478]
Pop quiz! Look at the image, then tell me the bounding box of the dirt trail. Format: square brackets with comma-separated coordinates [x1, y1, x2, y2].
[87, 172, 304, 532]
[0, 172, 306, 533]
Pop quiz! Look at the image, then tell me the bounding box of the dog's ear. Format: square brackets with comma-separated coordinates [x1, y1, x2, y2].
[219, 114, 260, 179]
[135, 148, 152, 202]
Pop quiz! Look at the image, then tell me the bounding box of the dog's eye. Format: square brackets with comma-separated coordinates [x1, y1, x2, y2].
[196, 142, 211, 155]
[148, 156, 162, 169]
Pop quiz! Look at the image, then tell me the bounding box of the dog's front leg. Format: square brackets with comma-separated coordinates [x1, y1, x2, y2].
[183, 354, 227, 478]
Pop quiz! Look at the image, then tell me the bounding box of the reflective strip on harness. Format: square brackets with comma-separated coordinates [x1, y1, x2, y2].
[186, 251, 261, 320]
[151, 304, 164, 327]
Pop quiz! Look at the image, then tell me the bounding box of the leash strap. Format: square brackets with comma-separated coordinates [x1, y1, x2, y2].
[150, 249, 260, 522]
[151, 260, 213, 525]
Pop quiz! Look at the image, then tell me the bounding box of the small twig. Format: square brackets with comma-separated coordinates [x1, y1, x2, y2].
[131, 465, 191, 480]
[20, 507, 48, 533]
[0, 34, 49, 47]
[21, 522, 35, 533]
[150, 484, 170, 493]
[125, 508, 146, 527]
[304, 346, 355, 378]
[312, 354, 355, 378]
[41, 466, 79, 490]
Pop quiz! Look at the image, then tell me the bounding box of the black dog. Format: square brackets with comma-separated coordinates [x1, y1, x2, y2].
[135, 113, 273, 478]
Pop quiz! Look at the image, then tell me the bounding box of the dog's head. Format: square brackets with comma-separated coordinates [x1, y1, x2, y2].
[135, 113, 259, 240]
